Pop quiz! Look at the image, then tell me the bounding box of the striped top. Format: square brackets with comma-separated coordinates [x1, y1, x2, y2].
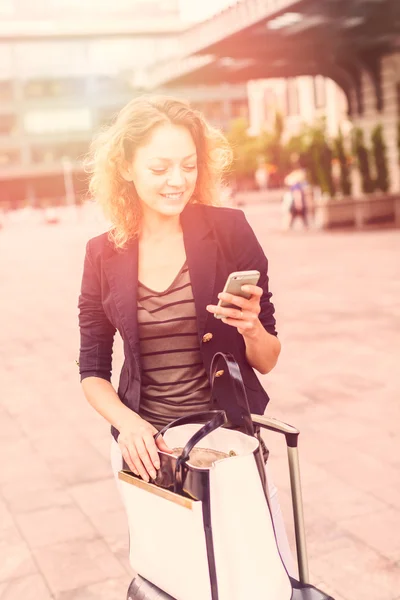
[137, 262, 211, 430]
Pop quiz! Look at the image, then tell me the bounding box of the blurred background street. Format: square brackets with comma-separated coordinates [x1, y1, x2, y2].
[0, 200, 399, 600]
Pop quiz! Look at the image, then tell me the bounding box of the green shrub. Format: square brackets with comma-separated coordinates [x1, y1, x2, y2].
[371, 124, 390, 192]
[334, 128, 352, 196]
[352, 128, 375, 194]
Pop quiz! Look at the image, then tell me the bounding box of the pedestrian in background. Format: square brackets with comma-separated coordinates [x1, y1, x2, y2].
[282, 164, 309, 230]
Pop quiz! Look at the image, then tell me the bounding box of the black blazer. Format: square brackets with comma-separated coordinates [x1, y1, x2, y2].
[78, 204, 278, 439]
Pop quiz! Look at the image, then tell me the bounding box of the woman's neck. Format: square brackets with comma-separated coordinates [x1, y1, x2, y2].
[140, 211, 183, 243]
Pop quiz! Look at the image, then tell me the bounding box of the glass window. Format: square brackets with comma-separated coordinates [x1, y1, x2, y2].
[0, 149, 20, 166]
[0, 44, 13, 79]
[24, 108, 92, 134]
[0, 80, 13, 102]
[87, 38, 155, 74]
[49, 0, 178, 17]
[15, 41, 87, 77]
[24, 78, 87, 99]
[31, 141, 90, 164]
[0, 114, 18, 136]
[0, 0, 14, 16]
[93, 75, 134, 97]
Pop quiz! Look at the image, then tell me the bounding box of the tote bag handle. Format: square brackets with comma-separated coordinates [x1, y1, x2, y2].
[210, 352, 255, 436]
[155, 410, 227, 494]
[210, 352, 269, 494]
[155, 410, 227, 445]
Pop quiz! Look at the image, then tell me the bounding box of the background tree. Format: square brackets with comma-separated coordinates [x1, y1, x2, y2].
[225, 118, 259, 188]
[307, 118, 335, 196]
[334, 128, 352, 196]
[352, 128, 375, 194]
[371, 124, 390, 193]
[258, 112, 288, 185]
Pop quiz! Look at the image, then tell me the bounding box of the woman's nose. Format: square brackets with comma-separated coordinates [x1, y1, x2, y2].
[167, 167, 185, 187]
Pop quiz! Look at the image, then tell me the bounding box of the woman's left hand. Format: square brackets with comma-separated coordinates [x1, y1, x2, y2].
[206, 285, 263, 338]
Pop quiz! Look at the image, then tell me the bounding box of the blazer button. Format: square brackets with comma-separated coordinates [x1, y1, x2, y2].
[202, 332, 213, 343]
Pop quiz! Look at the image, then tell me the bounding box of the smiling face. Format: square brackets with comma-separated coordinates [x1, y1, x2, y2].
[122, 122, 198, 219]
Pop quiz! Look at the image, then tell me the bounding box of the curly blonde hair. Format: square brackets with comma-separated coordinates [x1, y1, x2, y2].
[86, 94, 233, 249]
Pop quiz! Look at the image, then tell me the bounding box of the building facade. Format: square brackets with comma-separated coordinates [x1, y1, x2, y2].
[0, 1, 248, 208]
[248, 76, 350, 140]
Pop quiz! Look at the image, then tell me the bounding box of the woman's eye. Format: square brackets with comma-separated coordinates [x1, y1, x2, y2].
[150, 168, 166, 174]
[183, 165, 196, 171]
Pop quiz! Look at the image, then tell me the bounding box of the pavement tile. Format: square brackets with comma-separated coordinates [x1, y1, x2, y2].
[1, 205, 400, 600]
[310, 536, 400, 600]
[371, 483, 400, 511]
[0, 524, 37, 583]
[68, 478, 123, 518]
[341, 508, 400, 561]
[0, 410, 24, 444]
[32, 434, 112, 486]
[326, 450, 400, 495]
[0, 574, 53, 600]
[55, 576, 132, 599]
[1, 478, 72, 514]
[32, 538, 126, 594]
[83, 508, 128, 543]
[304, 511, 354, 561]
[302, 474, 391, 520]
[0, 439, 52, 485]
[86, 434, 114, 462]
[14, 407, 66, 443]
[15, 505, 97, 549]
[0, 500, 14, 531]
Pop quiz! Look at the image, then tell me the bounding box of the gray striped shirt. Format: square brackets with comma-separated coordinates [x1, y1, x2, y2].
[137, 262, 211, 430]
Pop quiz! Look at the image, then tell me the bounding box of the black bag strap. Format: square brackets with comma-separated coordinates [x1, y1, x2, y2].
[154, 410, 227, 494]
[210, 352, 268, 495]
[210, 352, 255, 436]
[154, 410, 227, 444]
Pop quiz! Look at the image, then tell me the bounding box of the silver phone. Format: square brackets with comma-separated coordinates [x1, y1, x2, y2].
[214, 270, 260, 319]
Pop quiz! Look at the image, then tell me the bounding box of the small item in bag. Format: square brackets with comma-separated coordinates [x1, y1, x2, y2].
[171, 447, 229, 468]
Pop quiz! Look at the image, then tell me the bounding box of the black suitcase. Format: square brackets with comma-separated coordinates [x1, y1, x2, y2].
[125, 353, 334, 600]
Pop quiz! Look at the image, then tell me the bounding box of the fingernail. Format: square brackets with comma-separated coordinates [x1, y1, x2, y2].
[155, 461, 160, 470]
[151, 471, 157, 479]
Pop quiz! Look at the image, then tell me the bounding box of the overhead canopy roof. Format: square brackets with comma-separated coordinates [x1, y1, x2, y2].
[150, 0, 400, 115]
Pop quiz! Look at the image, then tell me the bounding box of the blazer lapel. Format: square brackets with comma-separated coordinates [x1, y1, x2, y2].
[181, 205, 218, 339]
[103, 239, 140, 357]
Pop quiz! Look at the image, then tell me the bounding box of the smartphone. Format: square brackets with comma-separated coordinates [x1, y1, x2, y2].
[214, 270, 260, 319]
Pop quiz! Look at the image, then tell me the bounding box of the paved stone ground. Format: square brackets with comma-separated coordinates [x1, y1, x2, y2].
[0, 201, 399, 600]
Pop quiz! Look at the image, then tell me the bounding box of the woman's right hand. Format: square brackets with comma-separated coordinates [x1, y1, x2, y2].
[117, 414, 173, 482]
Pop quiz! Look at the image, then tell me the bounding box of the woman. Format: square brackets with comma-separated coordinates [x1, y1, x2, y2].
[78, 95, 294, 574]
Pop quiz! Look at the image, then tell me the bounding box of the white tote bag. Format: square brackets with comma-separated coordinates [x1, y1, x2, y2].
[118, 409, 292, 600]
